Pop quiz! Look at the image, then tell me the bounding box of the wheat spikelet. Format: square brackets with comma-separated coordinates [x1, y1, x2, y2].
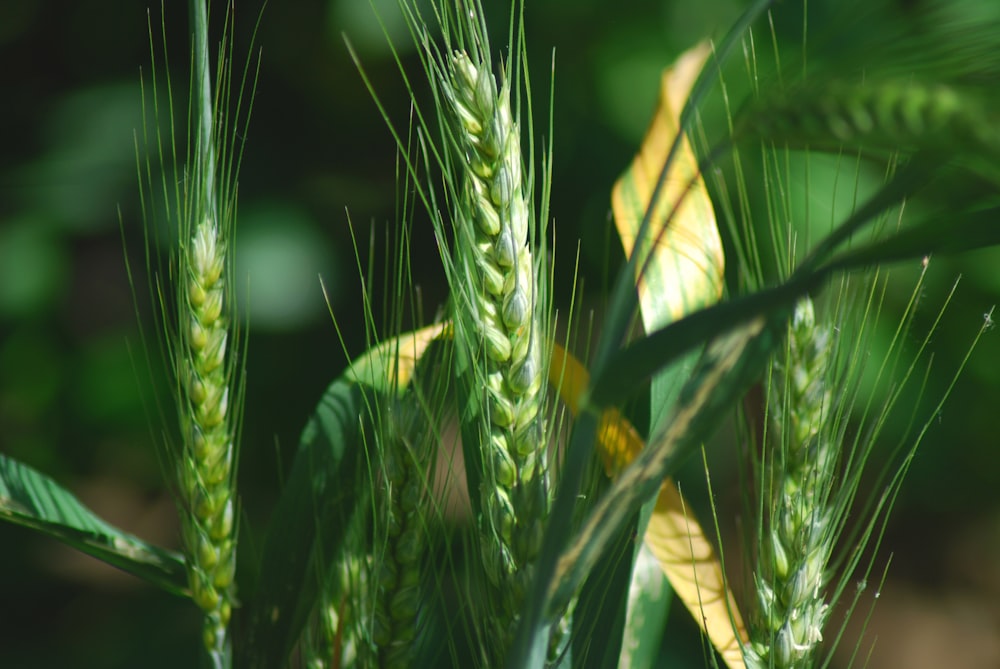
[745, 297, 835, 669]
[178, 216, 237, 654]
[441, 48, 548, 633]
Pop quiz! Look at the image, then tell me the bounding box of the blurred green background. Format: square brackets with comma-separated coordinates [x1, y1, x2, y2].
[1, 0, 998, 667]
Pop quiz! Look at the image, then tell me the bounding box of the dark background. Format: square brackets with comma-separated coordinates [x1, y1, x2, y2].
[1, 0, 998, 666]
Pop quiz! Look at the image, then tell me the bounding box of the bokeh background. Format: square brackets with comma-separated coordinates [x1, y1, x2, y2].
[1, 0, 998, 666]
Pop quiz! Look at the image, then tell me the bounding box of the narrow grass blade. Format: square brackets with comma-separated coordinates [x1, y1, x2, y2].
[609, 40, 745, 668]
[821, 210, 1000, 273]
[618, 544, 672, 669]
[0, 453, 188, 597]
[571, 502, 640, 669]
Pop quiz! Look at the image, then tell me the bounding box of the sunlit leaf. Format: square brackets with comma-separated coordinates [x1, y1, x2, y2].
[345, 321, 452, 393]
[549, 344, 642, 475]
[611, 41, 723, 332]
[645, 481, 746, 668]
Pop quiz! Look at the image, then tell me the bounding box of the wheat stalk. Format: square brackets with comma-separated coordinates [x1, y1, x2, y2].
[168, 2, 242, 659]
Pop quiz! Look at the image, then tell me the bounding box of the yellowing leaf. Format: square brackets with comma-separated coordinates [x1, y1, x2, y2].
[611, 42, 724, 331]
[549, 343, 642, 474]
[548, 342, 748, 669]
[646, 482, 747, 669]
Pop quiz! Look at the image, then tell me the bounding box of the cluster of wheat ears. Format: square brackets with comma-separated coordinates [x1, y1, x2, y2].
[3, 0, 999, 668]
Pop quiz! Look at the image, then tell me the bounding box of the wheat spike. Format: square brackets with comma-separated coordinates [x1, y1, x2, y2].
[178, 216, 237, 654]
[370, 403, 430, 669]
[441, 48, 548, 636]
[746, 297, 835, 669]
[738, 78, 1000, 157]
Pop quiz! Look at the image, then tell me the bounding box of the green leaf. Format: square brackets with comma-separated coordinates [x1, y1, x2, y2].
[571, 481, 640, 669]
[822, 208, 1000, 273]
[609, 40, 743, 668]
[0, 453, 188, 597]
[239, 376, 371, 669]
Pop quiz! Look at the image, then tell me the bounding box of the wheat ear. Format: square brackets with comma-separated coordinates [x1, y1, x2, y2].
[443, 49, 548, 620]
[304, 550, 368, 669]
[178, 216, 237, 654]
[746, 297, 835, 669]
[371, 403, 430, 669]
[738, 79, 1000, 156]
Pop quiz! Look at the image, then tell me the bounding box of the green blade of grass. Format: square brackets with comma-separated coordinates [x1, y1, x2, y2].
[821, 209, 1000, 272]
[603, 41, 728, 667]
[0, 453, 189, 597]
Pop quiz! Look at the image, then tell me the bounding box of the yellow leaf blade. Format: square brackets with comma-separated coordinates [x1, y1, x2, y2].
[611, 41, 724, 331]
[646, 482, 748, 669]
